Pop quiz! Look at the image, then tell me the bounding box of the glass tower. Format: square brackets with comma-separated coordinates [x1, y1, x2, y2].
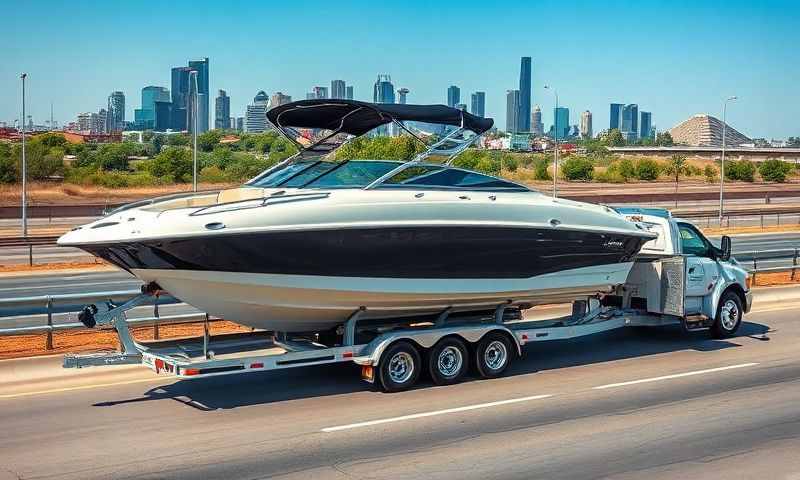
[470, 92, 485, 118]
[188, 58, 210, 133]
[447, 85, 460, 108]
[518, 57, 532, 132]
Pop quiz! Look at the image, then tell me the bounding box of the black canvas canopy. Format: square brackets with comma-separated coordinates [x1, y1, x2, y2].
[267, 99, 494, 136]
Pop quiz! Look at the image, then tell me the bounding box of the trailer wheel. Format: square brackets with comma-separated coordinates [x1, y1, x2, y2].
[712, 291, 743, 338]
[378, 341, 421, 392]
[475, 332, 513, 379]
[428, 337, 469, 386]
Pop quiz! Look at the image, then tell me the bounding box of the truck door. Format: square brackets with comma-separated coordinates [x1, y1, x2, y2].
[678, 223, 720, 310]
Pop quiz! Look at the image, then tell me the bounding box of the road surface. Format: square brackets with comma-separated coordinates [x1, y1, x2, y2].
[0, 305, 796, 479]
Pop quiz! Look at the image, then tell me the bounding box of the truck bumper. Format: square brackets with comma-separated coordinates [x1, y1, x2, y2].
[744, 289, 753, 313]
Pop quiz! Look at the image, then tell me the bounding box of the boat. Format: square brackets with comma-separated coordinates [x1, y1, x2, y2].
[58, 99, 657, 332]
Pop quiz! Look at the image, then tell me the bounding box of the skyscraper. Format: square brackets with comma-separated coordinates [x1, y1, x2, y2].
[171, 67, 192, 131]
[531, 105, 544, 135]
[270, 92, 292, 109]
[640, 111, 653, 138]
[622, 104, 639, 140]
[331, 80, 346, 100]
[518, 57, 532, 132]
[134, 86, 170, 130]
[346, 86, 354, 100]
[397, 88, 409, 104]
[312, 86, 329, 99]
[447, 85, 460, 108]
[553, 107, 570, 140]
[373, 75, 395, 104]
[245, 91, 270, 133]
[187, 58, 210, 133]
[609, 103, 623, 131]
[215, 90, 230, 130]
[580, 110, 593, 138]
[106, 91, 125, 132]
[506, 89, 520, 133]
[470, 92, 486, 118]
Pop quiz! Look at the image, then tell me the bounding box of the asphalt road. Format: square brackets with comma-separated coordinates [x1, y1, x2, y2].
[0, 304, 796, 479]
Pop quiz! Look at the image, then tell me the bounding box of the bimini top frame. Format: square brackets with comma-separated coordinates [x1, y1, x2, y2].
[260, 99, 495, 189]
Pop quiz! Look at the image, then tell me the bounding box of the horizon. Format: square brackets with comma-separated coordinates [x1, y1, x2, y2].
[2, 0, 798, 139]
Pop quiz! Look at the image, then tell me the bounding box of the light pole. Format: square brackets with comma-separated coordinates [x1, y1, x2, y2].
[719, 95, 737, 223]
[190, 71, 199, 192]
[544, 85, 558, 198]
[20, 73, 27, 237]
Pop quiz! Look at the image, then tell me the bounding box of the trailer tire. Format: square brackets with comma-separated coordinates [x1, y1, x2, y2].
[712, 291, 743, 338]
[475, 332, 513, 379]
[428, 337, 469, 386]
[378, 341, 421, 392]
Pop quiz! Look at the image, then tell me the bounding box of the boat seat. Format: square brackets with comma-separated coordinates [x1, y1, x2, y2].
[217, 187, 266, 204]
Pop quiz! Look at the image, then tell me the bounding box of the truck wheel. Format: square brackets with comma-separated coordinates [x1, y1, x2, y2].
[712, 291, 743, 338]
[378, 341, 421, 392]
[475, 332, 513, 379]
[428, 337, 469, 386]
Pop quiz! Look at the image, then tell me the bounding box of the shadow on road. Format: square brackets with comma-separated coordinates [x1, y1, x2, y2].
[92, 321, 770, 411]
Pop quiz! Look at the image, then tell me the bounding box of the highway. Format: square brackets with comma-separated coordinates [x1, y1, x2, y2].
[0, 305, 797, 479]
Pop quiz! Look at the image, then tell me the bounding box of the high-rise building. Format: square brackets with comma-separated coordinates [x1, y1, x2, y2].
[134, 86, 170, 130]
[447, 85, 460, 108]
[397, 88, 409, 104]
[373, 75, 395, 104]
[346, 85, 354, 100]
[609, 103, 624, 131]
[270, 92, 292, 109]
[188, 58, 210, 133]
[170, 67, 192, 131]
[553, 107, 570, 140]
[331, 80, 346, 100]
[77, 111, 105, 133]
[154, 101, 173, 131]
[306, 92, 316, 100]
[640, 111, 653, 139]
[236, 117, 244, 131]
[518, 57, 532, 132]
[531, 105, 544, 135]
[312, 86, 329, 99]
[622, 104, 639, 140]
[580, 110, 593, 138]
[106, 91, 125, 132]
[245, 91, 270, 133]
[506, 89, 520, 133]
[215, 90, 230, 130]
[470, 92, 485, 118]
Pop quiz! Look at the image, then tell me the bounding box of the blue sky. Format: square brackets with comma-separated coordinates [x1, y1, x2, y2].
[3, 0, 798, 138]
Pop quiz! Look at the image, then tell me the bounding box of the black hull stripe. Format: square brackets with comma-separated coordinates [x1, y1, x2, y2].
[80, 226, 647, 279]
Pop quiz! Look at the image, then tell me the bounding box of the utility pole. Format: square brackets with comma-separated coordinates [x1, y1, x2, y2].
[544, 85, 559, 198]
[190, 71, 199, 192]
[719, 96, 738, 224]
[21, 73, 28, 237]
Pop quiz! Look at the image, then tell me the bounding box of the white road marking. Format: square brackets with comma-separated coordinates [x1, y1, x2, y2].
[0, 377, 167, 399]
[321, 394, 554, 433]
[592, 363, 759, 390]
[0, 280, 138, 293]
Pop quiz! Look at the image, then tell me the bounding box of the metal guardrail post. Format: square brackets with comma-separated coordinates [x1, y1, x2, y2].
[752, 254, 758, 285]
[153, 298, 160, 340]
[760, 214, 764, 229]
[778, 213, 781, 226]
[29, 245, 33, 266]
[793, 249, 798, 281]
[45, 296, 53, 350]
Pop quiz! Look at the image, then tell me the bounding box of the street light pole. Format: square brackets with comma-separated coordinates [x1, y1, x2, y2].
[190, 71, 199, 192]
[544, 85, 558, 198]
[719, 95, 737, 224]
[20, 73, 27, 237]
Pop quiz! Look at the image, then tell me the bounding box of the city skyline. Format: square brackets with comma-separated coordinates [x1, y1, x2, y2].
[2, 0, 798, 138]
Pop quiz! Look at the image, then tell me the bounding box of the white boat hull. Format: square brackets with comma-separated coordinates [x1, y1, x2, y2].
[133, 262, 633, 331]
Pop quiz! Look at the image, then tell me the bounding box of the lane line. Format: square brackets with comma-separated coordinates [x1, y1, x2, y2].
[321, 394, 554, 433]
[592, 363, 759, 390]
[0, 280, 138, 293]
[0, 377, 168, 400]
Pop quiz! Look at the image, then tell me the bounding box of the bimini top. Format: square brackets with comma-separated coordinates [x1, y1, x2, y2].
[267, 99, 494, 136]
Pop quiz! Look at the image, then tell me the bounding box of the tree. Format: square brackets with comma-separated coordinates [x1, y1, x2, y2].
[634, 158, 661, 181]
[0, 143, 17, 183]
[704, 164, 717, 183]
[664, 155, 689, 207]
[144, 147, 192, 182]
[758, 159, 792, 182]
[197, 130, 223, 152]
[656, 132, 674, 146]
[725, 159, 755, 182]
[787, 137, 800, 147]
[602, 129, 625, 147]
[533, 157, 551, 180]
[561, 157, 594, 181]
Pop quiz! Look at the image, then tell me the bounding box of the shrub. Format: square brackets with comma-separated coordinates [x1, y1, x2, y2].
[561, 157, 594, 181]
[474, 156, 501, 177]
[503, 156, 518, 172]
[224, 153, 274, 182]
[704, 164, 717, 182]
[594, 170, 626, 183]
[142, 147, 193, 182]
[606, 159, 635, 181]
[725, 159, 755, 182]
[199, 165, 228, 183]
[0, 143, 17, 183]
[634, 158, 661, 181]
[758, 159, 792, 182]
[533, 157, 551, 180]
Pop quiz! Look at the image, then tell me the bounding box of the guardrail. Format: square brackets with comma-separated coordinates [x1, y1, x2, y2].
[0, 247, 798, 347]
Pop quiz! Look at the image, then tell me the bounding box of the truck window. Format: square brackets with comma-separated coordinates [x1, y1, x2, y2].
[678, 223, 709, 257]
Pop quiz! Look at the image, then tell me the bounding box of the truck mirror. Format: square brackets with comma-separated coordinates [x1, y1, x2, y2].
[720, 235, 732, 261]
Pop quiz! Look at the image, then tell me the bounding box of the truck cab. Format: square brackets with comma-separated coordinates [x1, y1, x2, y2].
[616, 207, 752, 337]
